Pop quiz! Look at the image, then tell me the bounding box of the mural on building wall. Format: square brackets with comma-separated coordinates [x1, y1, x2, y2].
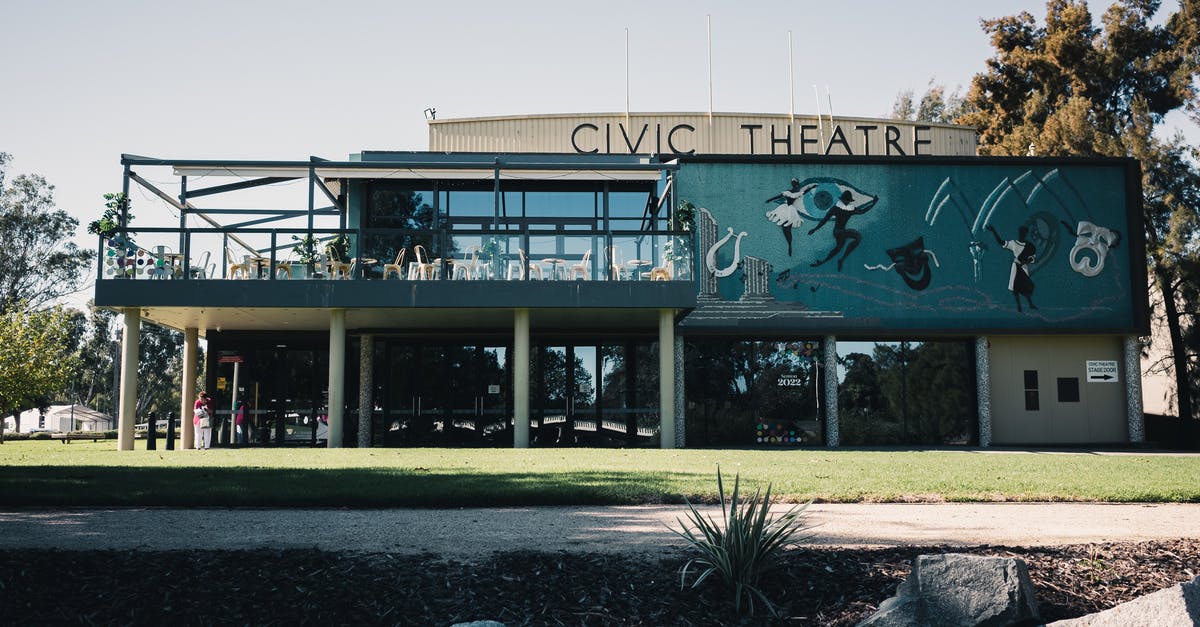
[678, 160, 1141, 332]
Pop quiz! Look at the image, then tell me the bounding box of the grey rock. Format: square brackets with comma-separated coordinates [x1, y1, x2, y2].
[1047, 575, 1200, 626]
[858, 553, 1040, 627]
[450, 622, 506, 627]
[858, 594, 920, 626]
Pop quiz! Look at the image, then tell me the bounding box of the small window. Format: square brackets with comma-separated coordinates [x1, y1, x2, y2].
[1025, 390, 1040, 411]
[1057, 377, 1080, 403]
[1023, 370, 1039, 411]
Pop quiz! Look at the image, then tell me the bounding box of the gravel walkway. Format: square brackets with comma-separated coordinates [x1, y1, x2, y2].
[3, 502, 1197, 558]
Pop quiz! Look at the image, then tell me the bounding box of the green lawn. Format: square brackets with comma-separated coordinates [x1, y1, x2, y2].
[0, 440, 1197, 506]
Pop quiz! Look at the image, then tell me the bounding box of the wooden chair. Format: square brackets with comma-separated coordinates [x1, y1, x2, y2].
[382, 248, 406, 280]
[568, 250, 592, 280]
[226, 247, 249, 279]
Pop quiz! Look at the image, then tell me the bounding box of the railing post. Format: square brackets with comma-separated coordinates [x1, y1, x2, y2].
[269, 231, 277, 280]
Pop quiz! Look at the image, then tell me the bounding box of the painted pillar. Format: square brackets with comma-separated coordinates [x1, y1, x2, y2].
[976, 336, 992, 447]
[823, 335, 839, 447]
[659, 308, 676, 449]
[674, 336, 686, 448]
[180, 327, 198, 449]
[513, 309, 530, 448]
[327, 309, 346, 448]
[118, 308, 140, 451]
[358, 334, 374, 448]
[1123, 335, 1145, 443]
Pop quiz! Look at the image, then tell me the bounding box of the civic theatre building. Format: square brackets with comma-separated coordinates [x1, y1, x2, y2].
[95, 112, 1148, 450]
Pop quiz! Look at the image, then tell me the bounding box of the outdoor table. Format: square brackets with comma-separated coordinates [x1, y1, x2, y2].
[353, 257, 378, 279]
[542, 258, 566, 280]
[626, 259, 651, 280]
[246, 256, 271, 278]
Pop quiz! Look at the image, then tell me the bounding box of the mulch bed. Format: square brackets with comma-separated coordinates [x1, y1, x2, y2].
[2, 539, 1196, 625]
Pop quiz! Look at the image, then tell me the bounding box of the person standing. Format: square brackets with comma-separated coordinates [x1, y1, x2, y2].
[987, 224, 1038, 312]
[193, 391, 214, 450]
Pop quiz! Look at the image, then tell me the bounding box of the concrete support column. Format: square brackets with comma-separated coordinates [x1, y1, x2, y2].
[1123, 335, 1145, 443]
[326, 309, 345, 448]
[358, 334, 374, 448]
[118, 308, 140, 451]
[659, 309, 676, 449]
[180, 327, 198, 449]
[513, 309, 530, 448]
[674, 335, 685, 448]
[976, 336, 992, 447]
[823, 335, 839, 447]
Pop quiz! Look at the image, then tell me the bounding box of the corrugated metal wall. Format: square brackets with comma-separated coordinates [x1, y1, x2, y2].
[428, 113, 977, 157]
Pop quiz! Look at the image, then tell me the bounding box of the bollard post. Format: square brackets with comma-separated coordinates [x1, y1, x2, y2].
[165, 411, 176, 450]
[146, 411, 157, 450]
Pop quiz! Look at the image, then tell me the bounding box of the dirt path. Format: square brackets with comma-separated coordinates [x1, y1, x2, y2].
[3, 502, 1197, 558]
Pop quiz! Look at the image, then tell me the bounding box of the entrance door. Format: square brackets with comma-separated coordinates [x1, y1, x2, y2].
[535, 344, 600, 445]
[381, 342, 510, 446]
[475, 345, 510, 445]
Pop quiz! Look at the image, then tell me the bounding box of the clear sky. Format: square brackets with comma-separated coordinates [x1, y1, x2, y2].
[1, 0, 1190, 302]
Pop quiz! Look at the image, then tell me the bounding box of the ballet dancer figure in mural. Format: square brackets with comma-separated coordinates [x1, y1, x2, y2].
[808, 190, 875, 271]
[987, 224, 1038, 312]
[765, 178, 817, 256]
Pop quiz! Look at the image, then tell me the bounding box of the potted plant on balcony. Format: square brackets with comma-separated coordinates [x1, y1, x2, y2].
[479, 237, 503, 279]
[89, 193, 137, 277]
[291, 234, 320, 278]
[660, 200, 695, 277]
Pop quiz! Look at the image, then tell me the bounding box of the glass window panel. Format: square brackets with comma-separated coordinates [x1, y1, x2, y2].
[368, 187, 434, 230]
[836, 340, 976, 446]
[609, 191, 652, 220]
[524, 191, 596, 219]
[446, 191, 495, 220]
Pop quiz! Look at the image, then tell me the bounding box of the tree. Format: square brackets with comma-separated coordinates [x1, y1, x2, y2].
[959, 0, 1200, 420]
[0, 306, 77, 441]
[889, 80, 973, 123]
[0, 153, 92, 312]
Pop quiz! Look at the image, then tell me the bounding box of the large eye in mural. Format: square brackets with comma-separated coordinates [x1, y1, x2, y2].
[797, 178, 878, 219]
[766, 177, 878, 258]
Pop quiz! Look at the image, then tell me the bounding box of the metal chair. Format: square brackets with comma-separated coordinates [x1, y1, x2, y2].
[568, 250, 592, 280]
[226, 247, 249, 279]
[382, 248, 407, 280]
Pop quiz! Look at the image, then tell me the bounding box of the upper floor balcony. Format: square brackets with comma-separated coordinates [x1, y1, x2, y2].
[92, 153, 697, 326]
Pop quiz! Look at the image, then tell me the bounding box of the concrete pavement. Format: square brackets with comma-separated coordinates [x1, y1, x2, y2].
[2, 503, 1197, 558]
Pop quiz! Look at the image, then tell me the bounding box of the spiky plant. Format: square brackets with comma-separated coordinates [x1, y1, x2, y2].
[673, 468, 811, 616]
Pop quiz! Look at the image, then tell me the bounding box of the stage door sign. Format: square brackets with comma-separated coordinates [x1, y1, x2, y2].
[1086, 361, 1119, 383]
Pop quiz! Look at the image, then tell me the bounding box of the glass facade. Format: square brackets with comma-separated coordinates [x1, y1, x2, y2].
[685, 340, 823, 447]
[836, 340, 977, 445]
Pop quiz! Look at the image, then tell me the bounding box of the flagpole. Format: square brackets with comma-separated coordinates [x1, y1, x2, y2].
[625, 27, 630, 128]
[788, 31, 794, 125]
[708, 15, 714, 122]
[813, 84, 825, 149]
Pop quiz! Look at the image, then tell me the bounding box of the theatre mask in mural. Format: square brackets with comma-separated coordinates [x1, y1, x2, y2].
[864, 236, 941, 291]
[1062, 220, 1122, 278]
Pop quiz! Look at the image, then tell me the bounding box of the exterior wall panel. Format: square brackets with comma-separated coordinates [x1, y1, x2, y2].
[989, 336, 1127, 444]
[429, 113, 977, 157]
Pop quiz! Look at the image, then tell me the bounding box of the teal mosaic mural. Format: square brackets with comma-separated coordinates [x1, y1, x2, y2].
[676, 159, 1144, 333]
